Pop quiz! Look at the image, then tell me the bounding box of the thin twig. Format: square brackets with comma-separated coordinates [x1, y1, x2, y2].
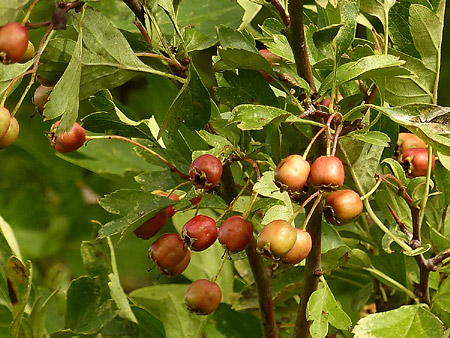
[122, 0, 145, 25]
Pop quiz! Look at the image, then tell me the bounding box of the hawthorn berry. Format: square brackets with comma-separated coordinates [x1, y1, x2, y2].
[189, 154, 223, 189]
[33, 85, 53, 113]
[0, 116, 19, 149]
[163, 249, 191, 277]
[149, 233, 190, 272]
[0, 23, 29, 64]
[219, 215, 253, 252]
[185, 279, 222, 315]
[182, 215, 218, 251]
[324, 189, 363, 225]
[397, 133, 427, 154]
[257, 220, 297, 257]
[153, 190, 179, 218]
[274, 154, 310, 193]
[134, 211, 169, 240]
[309, 156, 345, 190]
[0, 107, 11, 139]
[401, 148, 435, 177]
[280, 229, 312, 265]
[49, 120, 86, 153]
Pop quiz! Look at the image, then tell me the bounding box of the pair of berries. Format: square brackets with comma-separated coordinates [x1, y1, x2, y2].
[0, 107, 19, 149]
[397, 133, 435, 177]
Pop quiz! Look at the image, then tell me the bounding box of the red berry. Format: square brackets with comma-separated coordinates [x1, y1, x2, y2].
[134, 211, 168, 240]
[182, 215, 218, 251]
[257, 220, 297, 257]
[0, 107, 11, 139]
[324, 189, 363, 225]
[189, 154, 223, 189]
[152, 190, 179, 218]
[149, 233, 190, 272]
[185, 279, 222, 315]
[309, 156, 345, 190]
[397, 133, 427, 154]
[280, 229, 312, 265]
[401, 148, 435, 177]
[275, 155, 310, 193]
[164, 250, 191, 277]
[0, 23, 29, 64]
[0, 116, 19, 149]
[33, 85, 53, 113]
[50, 120, 86, 153]
[219, 215, 253, 252]
[259, 49, 281, 82]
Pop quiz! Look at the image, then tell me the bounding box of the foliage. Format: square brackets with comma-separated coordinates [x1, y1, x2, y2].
[1, 0, 450, 337]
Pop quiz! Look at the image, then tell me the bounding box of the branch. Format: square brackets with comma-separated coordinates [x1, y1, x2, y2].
[220, 163, 277, 337]
[285, 0, 316, 94]
[122, 0, 146, 25]
[293, 201, 323, 338]
[268, 0, 290, 26]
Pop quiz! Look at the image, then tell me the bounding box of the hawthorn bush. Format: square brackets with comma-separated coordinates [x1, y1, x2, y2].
[1, 0, 450, 337]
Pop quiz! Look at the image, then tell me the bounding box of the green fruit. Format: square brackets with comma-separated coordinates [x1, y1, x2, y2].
[257, 220, 297, 257]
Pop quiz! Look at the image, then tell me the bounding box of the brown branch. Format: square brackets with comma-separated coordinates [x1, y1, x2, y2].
[429, 249, 450, 269]
[386, 203, 412, 241]
[293, 201, 323, 338]
[268, 0, 290, 26]
[134, 16, 152, 44]
[122, 0, 146, 25]
[285, 0, 316, 94]
[220, 162, 277, 337]
[246, 239, 278, 338]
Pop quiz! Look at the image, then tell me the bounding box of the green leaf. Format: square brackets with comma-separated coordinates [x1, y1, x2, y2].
[307, 280, 352, 338]
[335, 0, 359, 58]
[65, 276, 116, 334]
[57, 137, 161, 177]
[0, 216, 21, 261]
[360, 0, 396, 29]
[338, 136, 384, 195]
[353, 305, 444, 338]
[159, 63, 211, 137]
[205, 303, 263, 338]
[27, 289, 59, 338]
[43, 10, 83, 130]
[214, 69, 279, 109]
[319, 55, 409, 94]
[98, 190, 175, 239]
[230, 105, 319, 131]
[0, 0, 30, 25]
[370, 104, 450, 155]
[313, 24, 342, 59]
[8, 257, 32, 338]
[381, 158, 407, 183]
[129, 284, 190, 318]
[74, 8, 180, 99]
[0, 62, 32, 99]
[348, 130, 390, 147]
[160, 293, 208, 338]
[132, 306, 165, 338]
[158, 0, 244, 49]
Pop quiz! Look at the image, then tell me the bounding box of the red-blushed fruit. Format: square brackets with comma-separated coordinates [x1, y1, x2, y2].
[152, 190, 179, 218]
[185, 279, 222, 315]
[324, 189, 363, 225]
[33, 85, 53, 113]
[149, 233, 190, 271]
[259, 49, 281, 82]
[182, 215, 218, 251]
[322, 94, 343, 108]
[189, 154, 223, 189]
[0, 107, 11, 138]
[257, 220, 297, 257]
[275, 154, 311, 193]
[0, 23, 29, 64]
[18, 41, 35, 63]
[163, 249, 191, 277]
[219, 215, 253, 252]
[49, 120, 86, 153]
[0, 117, 19, 149]
[280, 229, 312, 264]
[401, 148, 435, 177]
[134, 211, 169, 240]
[309, 156, 345, 190]
[397, 133, 427, 153]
